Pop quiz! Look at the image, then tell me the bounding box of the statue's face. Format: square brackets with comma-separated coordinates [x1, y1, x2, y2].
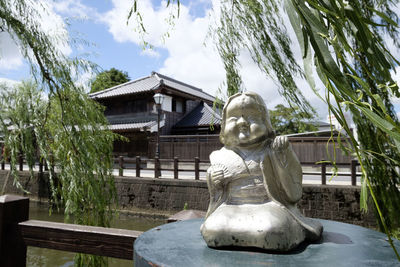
[224, 95, 267, 147]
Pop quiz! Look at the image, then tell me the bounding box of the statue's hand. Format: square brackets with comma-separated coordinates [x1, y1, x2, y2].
[210, 169, 225, 187]
[272, 136, 289, 152]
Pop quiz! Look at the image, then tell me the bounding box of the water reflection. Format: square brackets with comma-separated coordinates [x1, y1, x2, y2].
[27, 203, 165, 267]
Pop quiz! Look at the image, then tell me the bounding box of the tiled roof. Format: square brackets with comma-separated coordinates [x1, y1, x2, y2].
[90, 75, 159, 99]
[154, 72, 215, 102]
[108, 121, 156, 131]
[89, 72, 215, 102]
[174, 102, 221, 128]
[106, 115, 157, 131]
[107, 115, 153, 125]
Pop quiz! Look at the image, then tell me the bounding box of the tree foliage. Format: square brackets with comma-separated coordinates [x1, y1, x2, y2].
[0, 1, 118, 265]
[90, 68, 130, 93]
[214, 0, 400, 258]
[269, 104, 318, 135]
[130, 0, 400, 258]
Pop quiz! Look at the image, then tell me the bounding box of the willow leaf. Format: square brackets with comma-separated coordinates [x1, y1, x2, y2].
[285, 0, 317, 95]
[296, 1, 329, 36]
[358, 106, 400, 145]
[360, 174, 368, 211]
[369, 7, 399, 27]
[372, 94, 388, 114]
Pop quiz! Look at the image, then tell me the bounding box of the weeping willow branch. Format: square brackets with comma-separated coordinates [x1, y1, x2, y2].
[0, 1, 119, 266]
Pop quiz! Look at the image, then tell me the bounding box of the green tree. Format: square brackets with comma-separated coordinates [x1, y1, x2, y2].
[269, 104, 318, 135]
[213, 0, 400, 258]
[130, 0, 400, 258]
[0, 1, 118, 265]
[90, 68, 130, 93]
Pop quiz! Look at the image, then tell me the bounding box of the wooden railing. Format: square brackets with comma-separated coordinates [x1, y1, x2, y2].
[0, 155, 47, 173]
[0, 154, 361, 186]
[114, 156, 205, 180]
[114, 156, 361, 186]
[0, 195, 142, 266]
[301, 160, 360, 186]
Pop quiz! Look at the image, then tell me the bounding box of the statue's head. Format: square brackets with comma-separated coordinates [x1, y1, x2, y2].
[220, 92, 274, 147]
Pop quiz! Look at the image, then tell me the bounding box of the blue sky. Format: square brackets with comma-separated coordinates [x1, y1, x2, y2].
[0, 0, 399, 121]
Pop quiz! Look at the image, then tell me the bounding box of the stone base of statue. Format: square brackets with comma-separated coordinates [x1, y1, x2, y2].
[134, 218, 400, 267]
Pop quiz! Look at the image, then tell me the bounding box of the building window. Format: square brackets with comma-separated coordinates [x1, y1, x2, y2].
[172, 98, 183, 113]
[172, 99, 176, 112]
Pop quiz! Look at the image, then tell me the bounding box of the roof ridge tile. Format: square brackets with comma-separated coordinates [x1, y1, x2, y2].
[89, 74, 153, 97]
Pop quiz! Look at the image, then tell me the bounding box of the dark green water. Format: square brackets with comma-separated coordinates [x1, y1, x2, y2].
[27, 204, 165, 267]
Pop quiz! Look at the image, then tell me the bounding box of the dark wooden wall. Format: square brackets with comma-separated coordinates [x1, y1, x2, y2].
[113, 132, 149, 157]
[148, 135, 221, 160]
[290, 137, 353, 164]
[148, 135, 354, 163]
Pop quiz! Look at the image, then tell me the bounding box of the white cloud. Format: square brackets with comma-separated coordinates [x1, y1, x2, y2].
[75, 70, 96, 93]
[140, 48, 161, 58]
[101, 0, 174, 46]
[0, 0, 72, 74]
[101, 0, 224, 95]
[38, 0, 73, 56]
[100, 1, 400, 122]
[0, 33, 24, 71]
[0, 77, 21, 87]
[392, 66, 400, 86]
[390, 66, 400, 118]
[52, 0, 96, 19]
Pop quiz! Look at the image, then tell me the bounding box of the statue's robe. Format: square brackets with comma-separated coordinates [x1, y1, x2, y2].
[200, 142, 323, 251]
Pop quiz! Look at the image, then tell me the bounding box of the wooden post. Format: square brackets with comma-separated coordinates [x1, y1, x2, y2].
[119, 156, 124, 177]
[19, 154, 23, 171]
[0, 195, 29, 267]
[313, 140, 318, 164]
[155, 157, 160, 178]
[39, 158, 43, 174]
[351, 159, 357, 186]
[195, 157, 199, 180]
[196, 136, 200, 159]
[321, 161, 326, 185]
[136, 156, 141, 177]
[174, 157, 179, 179]
[172, 137, 175, 159]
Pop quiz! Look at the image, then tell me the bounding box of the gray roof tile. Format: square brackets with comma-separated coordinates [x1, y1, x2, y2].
[108, 121, 156, 131]
[174, 102, 221, 128]
[90, 72, 215, 102]
[90, 75, 160, 99]
[105, 115, 157, 131]
[154, 72, 215, 102]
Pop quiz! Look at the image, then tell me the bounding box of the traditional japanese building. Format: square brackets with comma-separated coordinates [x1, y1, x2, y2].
[90, 71, 221, 157]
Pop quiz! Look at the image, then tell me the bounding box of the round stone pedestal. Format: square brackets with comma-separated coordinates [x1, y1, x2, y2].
[134, 219, 400, 267]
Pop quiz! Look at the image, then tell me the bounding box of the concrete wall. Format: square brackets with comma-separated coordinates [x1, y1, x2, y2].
[0, 170, 49, 201]
[115, 177, 209, 211]
[0, 170, 376, 227]
[300, 185, 376, 227]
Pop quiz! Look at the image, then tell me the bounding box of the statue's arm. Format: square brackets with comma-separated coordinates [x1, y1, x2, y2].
[205, 164, 229, 217]
[270, 136, 303, 203]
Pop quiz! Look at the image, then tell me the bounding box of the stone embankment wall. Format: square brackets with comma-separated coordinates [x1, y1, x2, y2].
[0, 170, 376, 227]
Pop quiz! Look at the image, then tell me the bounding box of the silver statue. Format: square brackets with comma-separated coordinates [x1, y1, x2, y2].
[200, 92, 323, 251]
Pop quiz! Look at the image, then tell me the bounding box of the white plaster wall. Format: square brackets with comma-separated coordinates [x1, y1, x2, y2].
[162, 95, 172, 112]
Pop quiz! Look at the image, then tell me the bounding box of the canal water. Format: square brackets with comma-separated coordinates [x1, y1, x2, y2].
[27, 204, 165, 267]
